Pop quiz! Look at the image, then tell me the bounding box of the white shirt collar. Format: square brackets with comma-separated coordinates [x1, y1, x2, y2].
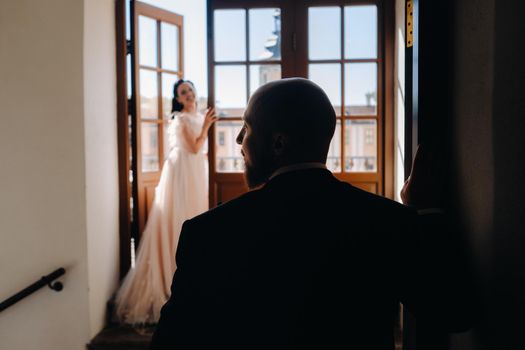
[269, 162, 328, 181]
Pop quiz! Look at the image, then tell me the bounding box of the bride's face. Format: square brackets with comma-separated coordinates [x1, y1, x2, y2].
[176, 82, 196, 108]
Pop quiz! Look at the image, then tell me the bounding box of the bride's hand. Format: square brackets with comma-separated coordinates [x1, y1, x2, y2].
[203, 107, 219, 131]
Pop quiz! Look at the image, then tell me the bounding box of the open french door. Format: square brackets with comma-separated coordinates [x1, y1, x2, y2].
[207, 0, 394, 207]
[116, 1, 184, 276]
[132, 2, 184, 243]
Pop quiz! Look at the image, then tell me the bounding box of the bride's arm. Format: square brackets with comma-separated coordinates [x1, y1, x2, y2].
[181, 108, 218, 154]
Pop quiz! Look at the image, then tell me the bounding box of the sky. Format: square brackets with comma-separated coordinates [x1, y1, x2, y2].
[137, 1, 377, 110]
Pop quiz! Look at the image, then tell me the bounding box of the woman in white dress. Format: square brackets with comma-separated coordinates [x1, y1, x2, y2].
[115, 80, 217, 325]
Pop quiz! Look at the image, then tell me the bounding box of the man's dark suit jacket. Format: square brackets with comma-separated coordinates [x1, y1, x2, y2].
[149, 168, 472, 349]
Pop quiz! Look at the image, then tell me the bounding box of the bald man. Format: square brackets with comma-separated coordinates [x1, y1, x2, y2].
[149, 78, 473, 349]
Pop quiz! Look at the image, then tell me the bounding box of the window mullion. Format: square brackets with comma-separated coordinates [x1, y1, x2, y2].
[245, 8, 250, 105]
[156, 19, 164, 164]
[340, 5, 345, 173]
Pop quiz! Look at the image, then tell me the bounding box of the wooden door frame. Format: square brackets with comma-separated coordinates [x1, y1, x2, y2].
[133, 2, 184, 243]
[116, 0, 184, 278]
[116, 0, 132, 279]
[207, 0, 395, 201]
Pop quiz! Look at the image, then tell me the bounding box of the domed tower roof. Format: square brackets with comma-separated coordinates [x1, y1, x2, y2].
[259, 9, 281, 60]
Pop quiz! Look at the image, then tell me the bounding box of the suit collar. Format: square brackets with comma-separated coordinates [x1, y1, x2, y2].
[269, 162, 327, 181]
[262, 167, 335, 191]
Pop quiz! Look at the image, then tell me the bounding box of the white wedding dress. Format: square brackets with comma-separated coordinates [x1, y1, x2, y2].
[115, 111, 209, 325]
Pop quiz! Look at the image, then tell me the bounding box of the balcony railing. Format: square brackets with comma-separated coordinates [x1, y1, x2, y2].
[217, 156, 244, 172]
[327, 156, 376, 172]
[215, 156, 377, 173]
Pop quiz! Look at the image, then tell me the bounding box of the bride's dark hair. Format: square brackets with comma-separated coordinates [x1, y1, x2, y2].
[171, 79, 196, 114]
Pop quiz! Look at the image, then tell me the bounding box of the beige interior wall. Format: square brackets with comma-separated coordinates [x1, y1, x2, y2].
[0, 1, 90, 349]
[84, 0, 120, 338]
[0, 0, 120, 347]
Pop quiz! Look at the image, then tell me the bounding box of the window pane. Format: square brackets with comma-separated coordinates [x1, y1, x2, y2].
[141, 123, 160, 172]
[161, 22, 179, 71]
[139, 16, 157, 67]
[140, 69, 158, 120]
[249, 8, 281, 61]
[215, 65, 247, 117]
[214, 10, 246, 62]
[249, 64, 281, 96]
[308, 7, 341, 60]
[163, 120, 172, 161]
[344, 119, 377, 172]
[127, 54, 132, 99]
[344, 6, 377, 59]
[161, 73, 180, 119]
[344, 63, 377, 116]
[309, 63, 341, 114]
[215, 120, 244, 173]
[327, 120, 342, 172]
[125, 0, 131, 40]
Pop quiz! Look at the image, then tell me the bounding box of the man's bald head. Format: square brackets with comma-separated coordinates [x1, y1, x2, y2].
[246, 78, 336, 162]
[237, 78, 336, 188]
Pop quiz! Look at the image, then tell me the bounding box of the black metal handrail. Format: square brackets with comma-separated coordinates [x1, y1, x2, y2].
[0, 267, 65, 312]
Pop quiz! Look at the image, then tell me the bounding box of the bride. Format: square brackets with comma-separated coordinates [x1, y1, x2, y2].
[115, 79, 217, 325]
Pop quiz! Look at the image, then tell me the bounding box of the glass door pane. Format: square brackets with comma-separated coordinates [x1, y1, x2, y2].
[249, 8, 281, 61]
[140, 69, 159, 120]
[161, 73, 179, 119]
[309, 63, 342, 115]
[215, 121, 244, 172]
[344, 120, 377, 172]
[215, 65, 247, 117]
[141, 123, 160, 172]
[308, 7, 341, 60]
[344, 63, 377, 116]
[249, 64, 281, 95]
[344, 5, 377, 59]
[139, 16, 158, 67]
[327, 120, 342, 172]
[214, 10, 246, 62]
[161, 22, 179, 71]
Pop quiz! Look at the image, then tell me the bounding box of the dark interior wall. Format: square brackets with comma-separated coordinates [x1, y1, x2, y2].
[448, 0, 525, 349]
[449, 0, 495, 348]
[490, 0, 525, 348]
[410, 2, 456, 349]
[413, 0, 525, 348]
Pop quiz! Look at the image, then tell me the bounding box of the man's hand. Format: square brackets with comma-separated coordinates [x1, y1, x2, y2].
[400, 144, 445, 208]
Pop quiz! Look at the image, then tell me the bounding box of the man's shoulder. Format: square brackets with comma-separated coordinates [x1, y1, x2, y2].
[186, 189, 263, 226]
[335, 180, 415, 217]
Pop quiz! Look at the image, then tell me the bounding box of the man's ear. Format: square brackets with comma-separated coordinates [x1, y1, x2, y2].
[272, 133, 287, 157]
